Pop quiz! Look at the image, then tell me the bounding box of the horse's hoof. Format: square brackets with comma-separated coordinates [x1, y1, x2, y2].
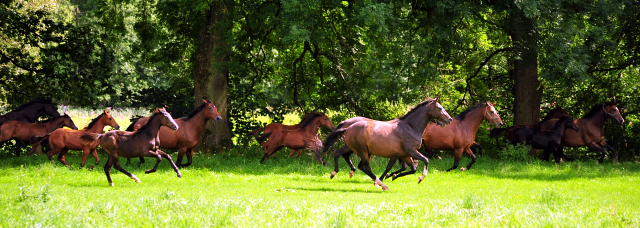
[109, 183, 114, 186]
[418, 176, 424, 184]
[460, 167, 467, 171]
[177, 173, 182, 178]
[131, 175, 141, 183]
[145, 170, 152, 174]
[391, 174, 398, 181]
[349, 170, 355, 178]
[330, 171, 337, 179]
[381, 185, 389, 191]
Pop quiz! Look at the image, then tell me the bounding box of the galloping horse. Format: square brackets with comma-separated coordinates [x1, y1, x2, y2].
[380, 102, 503, 179]
[490, 106, 571, 145]
[249, 112, 325, 157]
[526, 116, 579, 163]
[0, 115, 78, 157]
[29, 109, 120, 169]
[0, 99, 61, 126]
[125, 100, 222, 167]
[322, 98, 452, 190]
[553, 101, 624, 163]
[259, 112, 334, 165]
[80, 108, 181, 186]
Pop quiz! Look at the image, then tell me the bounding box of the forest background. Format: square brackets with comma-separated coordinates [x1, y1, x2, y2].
[1, 0, 639, 159]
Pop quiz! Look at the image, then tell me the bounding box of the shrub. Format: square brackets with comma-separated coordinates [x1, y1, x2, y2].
[498, 143, 535, 162]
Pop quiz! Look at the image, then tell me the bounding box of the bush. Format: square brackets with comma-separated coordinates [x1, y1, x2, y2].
[498, 143, 535, 162]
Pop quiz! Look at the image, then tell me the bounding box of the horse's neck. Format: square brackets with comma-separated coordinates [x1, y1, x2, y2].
[304, 120, 323, 135]
[84, 118, 106, 133]
[400, 105, 432, 134]
[461, 107, 486, 135]
[582, 110, 607, 130]
[184, 110, 209, 136]
[47, 119, 66, 132]
[139, 116, 162, 138]
[26, 107, 45, 122]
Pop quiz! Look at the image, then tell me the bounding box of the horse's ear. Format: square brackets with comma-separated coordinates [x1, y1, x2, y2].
[202, 99, 207, 104]
[153, 108, 161, 113]
[61, 106, 67, 114]
[492, 102, 497, 106]
[104, 108, 110, 114]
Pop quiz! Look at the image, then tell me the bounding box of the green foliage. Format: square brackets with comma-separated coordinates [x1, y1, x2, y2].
[498, 143, 535, 163]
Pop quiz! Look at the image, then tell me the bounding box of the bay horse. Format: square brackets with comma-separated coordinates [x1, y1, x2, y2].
[80, 108, 181, 186]
[29, 109, 120, 169]
[490, 106, 571, 145]
[552, 101, 624, 163]
[526, 116, 579, 163]
[0, 98, 61, 126]
[380, 102, 503, 179]
[259, 112, 334, 165]
[0, 115, 78, 157]
[125, 100, 222, 167]
[322, 98, 453, 190]
[249, 112, 325, 157]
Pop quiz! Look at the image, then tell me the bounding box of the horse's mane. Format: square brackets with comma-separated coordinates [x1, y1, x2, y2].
[454, 102, 487, 121]
[541, 106, 570, 123]
[40, 114, 69, 123]
[300, 112, 325, 128]
[180, 100, 210, 121]
[137, 112, 163, 132]
[13, 98, 53, 111]
[399, 99, 435, 120]
[582, 102, 615, 119]
[84, 112, 106, 130]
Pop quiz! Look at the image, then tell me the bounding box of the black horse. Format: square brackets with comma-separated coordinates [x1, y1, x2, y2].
[527, 116, 579, 163]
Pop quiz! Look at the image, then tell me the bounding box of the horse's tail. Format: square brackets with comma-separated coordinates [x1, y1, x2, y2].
[489, 128, 507, 138]
[334, 122, 345, 131]
[80, 133, 102, 147]
[247, 127, 265, 142]
[125, 118, 140, 131]
[28, 134, 50, 155]
[322, 128, 347, 153]
[255, 131, 271, 143]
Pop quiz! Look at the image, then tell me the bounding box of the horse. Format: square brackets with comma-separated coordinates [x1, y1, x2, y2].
[259, 112, 334, 165]
[422, 141, 483, 159]
[249, 112, 326, 157]
[322, 98, 453, 190]
[125, 100, 222, 167]
[526, 116, 579, 163]
[489, 106, 571, 145]
[80, 108, 181, 186]
[29, 109, 120, 169]
[552, 101, 624, 163]
[0, 98, 61, 126]
[380, 102, 503, 180]
[0, 115, 78, 157]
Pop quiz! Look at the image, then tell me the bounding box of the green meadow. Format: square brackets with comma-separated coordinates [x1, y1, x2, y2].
[0, 147, 638, 227]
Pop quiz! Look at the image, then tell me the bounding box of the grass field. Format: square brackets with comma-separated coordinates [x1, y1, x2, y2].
[0, 147, 639, 227]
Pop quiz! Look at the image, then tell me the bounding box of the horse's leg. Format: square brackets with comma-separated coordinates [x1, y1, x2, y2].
[184, 148, 195, 167]
[176, 147, 187, 167]
[104, 157, 114, 186]
[88, 149, 100, 170]
[288, 149, 296, 157]
[296, 149, 303, 157]
[111, 159, 140, 183]
[144, 152, 163, 174]
[259, 142, 271, 163]
[356, 159, 388, 190]
[15, 140, 22, 157]
[542, 148, 552, 161]
[137, 157, 145, 167]
[379, 158, 398, 181]
[446, 149, 463, 171]
[331, 146, 356, 178]
[125, 158, 132, 166]
[463, 147, 477, 171]
[177, 147, 192, 167]
[587, 143, 608, 163]
[56, 148, 71, 168]
[80, 148, 91, 169]
[391, 156, 419, 182]
[157, 150, 182, 178]
[46, 146, 62, 163]
[388, 159, 408, 179]
[600, 141, 618, 163]
[556, 144, 573, 162]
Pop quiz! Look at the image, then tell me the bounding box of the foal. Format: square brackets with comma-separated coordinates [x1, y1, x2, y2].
[0, 115, 78, 157]
[81, 108, 181, 186]
[528, 116, 579, 163]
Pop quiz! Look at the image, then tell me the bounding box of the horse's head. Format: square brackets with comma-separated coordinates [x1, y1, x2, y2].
[563, 116, 580, 132]
[158, 107, 179, 131]
[319, 113, 335, 130]
[102, 108, 120, 130]
[604, 102, 624, 125]
[428, 97, 453, 127]
[61, 114, 79, 130]
[42, 102, 62, 117]
[203, 99, 223, 122]
[483, 102, 504, 127]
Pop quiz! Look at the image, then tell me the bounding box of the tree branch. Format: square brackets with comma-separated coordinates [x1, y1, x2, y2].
[457, 47, 512, 109]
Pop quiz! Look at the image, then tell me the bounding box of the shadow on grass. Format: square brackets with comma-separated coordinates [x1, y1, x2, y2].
[289, 186, 385, 194]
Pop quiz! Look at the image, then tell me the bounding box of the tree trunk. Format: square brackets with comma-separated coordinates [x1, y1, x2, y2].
[193, 1, 233, 153]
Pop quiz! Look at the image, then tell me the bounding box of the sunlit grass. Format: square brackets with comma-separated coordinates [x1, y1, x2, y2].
[0, 148, 639, 227]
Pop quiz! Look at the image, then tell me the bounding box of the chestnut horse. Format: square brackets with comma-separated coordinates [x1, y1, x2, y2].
[259, 112, 334, 165]
[553, 101, 624, 163]
[527, 116, 579, 163]
[0, 115, 77, 157]
[29, 109, 120, 169]
[489, 106, 571, 145]
[249, 112, 324, 157]
[80, 108, 181, 186]
[322, 98, 452, 190]
[125, 99, 222, 167]
[0, 99, 61, 126]
[381, 102, 503, 179]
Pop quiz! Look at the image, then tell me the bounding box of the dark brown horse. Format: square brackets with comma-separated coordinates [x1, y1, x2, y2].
[0, 99, 61, 126]
[322, 98, 452, 190]
[259, 112, 334, 165]
[0, 115, 78, 156]
[249, 112, 325, 157]
[381, 102, 503, 179]
[490, 106, 571, 145]
[552, 101, 624, 163]
[80, 108, 181, 186]
[527, 116, 579, 163]
[125, 100, 222, 167]
[29, 109, 120, 169]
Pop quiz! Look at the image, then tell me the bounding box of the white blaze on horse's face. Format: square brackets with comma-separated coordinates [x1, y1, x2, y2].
[434, 102, 452, 127]
[161, 110, 179, 131]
